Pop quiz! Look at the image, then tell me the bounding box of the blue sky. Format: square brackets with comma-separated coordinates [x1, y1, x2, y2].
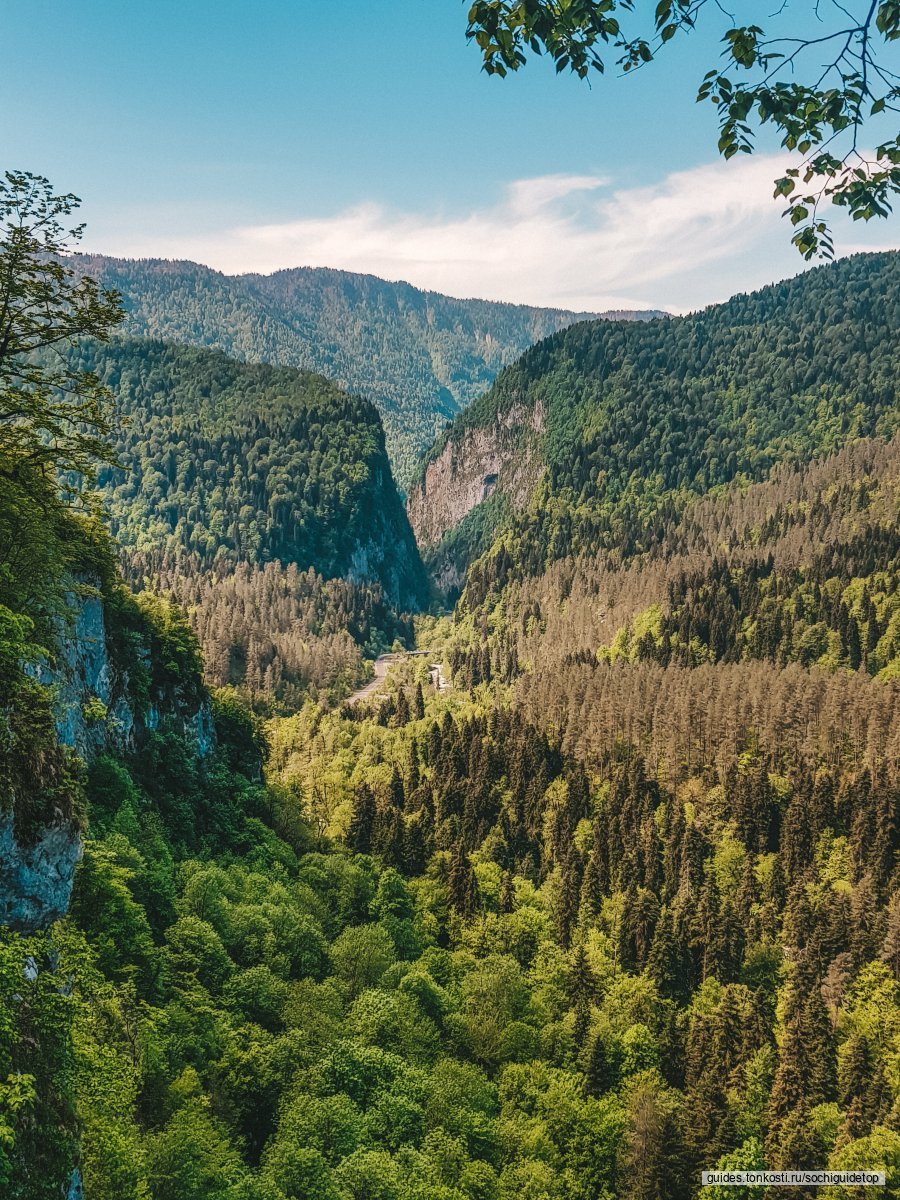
[3, 0, 899, 311]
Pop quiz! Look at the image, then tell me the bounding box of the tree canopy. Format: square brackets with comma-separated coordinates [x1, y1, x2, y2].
[0, 171, 122, 486]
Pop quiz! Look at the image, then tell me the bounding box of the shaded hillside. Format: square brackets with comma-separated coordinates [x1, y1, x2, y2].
[411, 252, 900, 591]
[67, 338, 426, 705]
[74, 338, 426, 608]
[74, 254, 665, 486]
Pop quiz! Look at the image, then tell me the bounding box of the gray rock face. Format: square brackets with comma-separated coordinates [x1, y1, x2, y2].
[0, 812, 83, 930]
[5, 579, 215, 932]
[56, 583, 215, 759]
[28, 583, 215, 762]
[347, 537, 424, 614]
[406, 399, 545, 551]
[28, 587, 120, 759]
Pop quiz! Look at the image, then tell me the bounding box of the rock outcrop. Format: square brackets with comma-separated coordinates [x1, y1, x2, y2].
[407, 399, 544, 551]
[30, 582, 215, 762]
[0, 813, 84, 930]
[3, 580, 214, 932]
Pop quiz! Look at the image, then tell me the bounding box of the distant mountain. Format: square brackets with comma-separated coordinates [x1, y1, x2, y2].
[409, 252, 900, 592]
[74, 254, 665, 487]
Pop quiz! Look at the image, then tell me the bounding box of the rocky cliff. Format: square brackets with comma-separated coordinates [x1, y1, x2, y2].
[1, 581, 214, 931]
[407, 399, 544, 547]
[406, 398, 545, 589]
[30, 583, 215, 762]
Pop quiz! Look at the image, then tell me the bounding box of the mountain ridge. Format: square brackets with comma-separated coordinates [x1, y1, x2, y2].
[73, 253, 666, 486]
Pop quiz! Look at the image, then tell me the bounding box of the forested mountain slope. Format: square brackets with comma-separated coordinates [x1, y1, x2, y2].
[3, 260, 899, 1198]
[74, 337, 426, 704]
[6, 487, 900, 1200]
[74, 255, 664, 486]
[451, 435, 900, 757]
[411, 252, 900, 589]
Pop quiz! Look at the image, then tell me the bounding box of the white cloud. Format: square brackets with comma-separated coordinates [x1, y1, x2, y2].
[100, 157, 900, 312]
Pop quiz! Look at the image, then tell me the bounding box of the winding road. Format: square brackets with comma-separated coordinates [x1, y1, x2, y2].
[347, 654, 398, 704]
[346, 651, 447, 705]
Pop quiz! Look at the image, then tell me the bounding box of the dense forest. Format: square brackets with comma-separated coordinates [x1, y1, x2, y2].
[413, 252, 900, 586]
[76, 337, 425, 607]
[6, 641, 898, 1198]
[127, 555, 413, 709]
[69, 337, 426, 706]
[1, 229, 898, 1199]
[74, 256, 663, 486]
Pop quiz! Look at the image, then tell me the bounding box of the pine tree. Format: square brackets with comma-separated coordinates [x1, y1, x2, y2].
[880, 893, 900, 976]
[556, 852, 581, 948]
[348, 783, 376, 854]
[395, 688, 410, 727]
[693, 873, 724, 982]
[838, 1033, 871, 1112]
[579, 850, 604, 918]
[373, 806, 403, 867]
[847, 615, 862, 669]
[584, 1032, 618, 1096]
[406, 744, 420, 793]
[647, 906, 685, 1000]
[401, 809, 432, 876]
[850, 873, 883, 967]
[425, 721, 441, 765]
[448, 844, 478, 917]
[569, 943, 596, 1007]
[387, 766, 405, 812]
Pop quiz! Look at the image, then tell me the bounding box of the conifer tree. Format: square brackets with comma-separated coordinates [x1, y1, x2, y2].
[395, 688, 410, 727]
[387, 766, 405, 812]
[584, 1032, 617, 1097]
[348, 783, 376, 855]
[648, 906, 685, 1001]
[448, 844, 478, 917]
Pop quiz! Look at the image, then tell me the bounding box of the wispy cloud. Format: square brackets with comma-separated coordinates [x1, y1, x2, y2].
[100, 157, 899, 312]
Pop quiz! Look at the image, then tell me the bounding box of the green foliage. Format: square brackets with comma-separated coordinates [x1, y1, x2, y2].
[213, 687, 269, 775]
[0, 602, 83, 839]
[0, 929, 82, 1198]
[74, 257, 654, 488]
[145, 1090, 249, 1200]
[0, 171, 122, 485]
[465, 3, 900, 258]
[598, 540, 900, 678]
[71, 336, 427, 610]
[6, 563, 900, 1200]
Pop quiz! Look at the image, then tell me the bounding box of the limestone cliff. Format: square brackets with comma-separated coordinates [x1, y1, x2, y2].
[1, 581, 214, 931]
[407, 400, 544, 546]
[0, 815, 84, 931]
[406, 398, 545, 590]
[29, 582, 215, 763]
